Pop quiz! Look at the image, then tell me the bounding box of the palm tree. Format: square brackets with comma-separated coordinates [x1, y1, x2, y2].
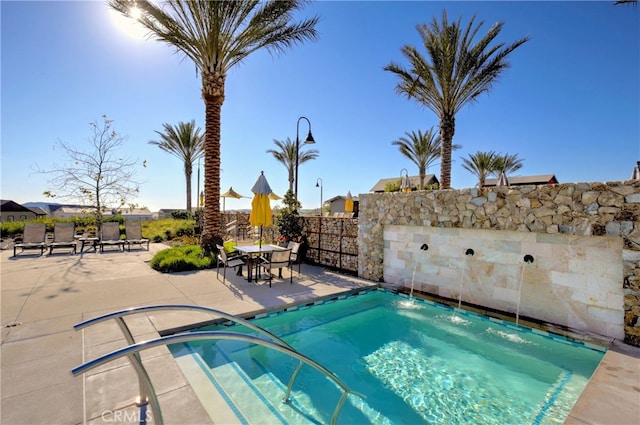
[393, 128, 438, 190]
[149, 120, 204, 212]
[110, 0, 318, 248]
[492, 152, 524, 177]
[461, 151, 498, 188]
[385, 10, 528, 190]
[266, 138, 319, 193]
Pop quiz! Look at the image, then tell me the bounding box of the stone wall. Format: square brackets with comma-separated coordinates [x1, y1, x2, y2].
[358, 181, 640, 346]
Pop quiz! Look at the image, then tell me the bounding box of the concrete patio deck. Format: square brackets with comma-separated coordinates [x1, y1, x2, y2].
[1, 243, 638, 424]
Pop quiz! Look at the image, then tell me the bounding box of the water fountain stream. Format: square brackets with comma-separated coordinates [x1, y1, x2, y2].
[399, 244, 428, 308]
[458, 249, 475, 309]
[515, 254, 535, 327]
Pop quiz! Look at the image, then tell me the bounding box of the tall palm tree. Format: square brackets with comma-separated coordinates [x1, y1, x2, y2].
[461, 151, 497, 188]
[385, 10, 528, 190]
[110, 0, 318, 247]
[392, 128, 444, 190]
[266, 137, 319, 193]
[492, 152, 524, 177]
[149, 120, 204, 212]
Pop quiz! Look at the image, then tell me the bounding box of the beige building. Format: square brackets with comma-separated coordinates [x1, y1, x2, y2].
[0, 200, 41, 222]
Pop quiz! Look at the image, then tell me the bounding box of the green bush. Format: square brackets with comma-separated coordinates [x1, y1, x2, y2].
[149, 245, 215, 273]
[1, 221, 25, 238]
[384, 180, 402, 192]
[144, 219, 196, 242]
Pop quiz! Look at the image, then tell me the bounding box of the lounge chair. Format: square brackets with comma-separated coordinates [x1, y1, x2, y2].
[216, 244, 246, 282]
[99, 222, 124, 252]
[259, 248, 292, 287]
[49, 223, 77, 255]
[13, 223, 47, 257]
[124, 222, 149, 251]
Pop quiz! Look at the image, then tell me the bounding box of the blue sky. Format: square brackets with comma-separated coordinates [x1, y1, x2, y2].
[2, 1, 638, 213]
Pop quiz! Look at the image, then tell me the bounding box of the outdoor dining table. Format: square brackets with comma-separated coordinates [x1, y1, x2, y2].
[235, 244, 287, 282]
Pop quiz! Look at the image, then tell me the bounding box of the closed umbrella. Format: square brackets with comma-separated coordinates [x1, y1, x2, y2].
[496, 172, 509, 187]
[400, 174, 412, 192]
[345, 191, 354, 213]
[220, 187, 246, 212]
[249, 171, 272, 247]
[632, 162, 640, 180]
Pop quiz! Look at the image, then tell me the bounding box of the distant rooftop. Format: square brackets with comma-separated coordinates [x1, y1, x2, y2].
[370, 174, 438, 192]
[483, 174, 558, 187]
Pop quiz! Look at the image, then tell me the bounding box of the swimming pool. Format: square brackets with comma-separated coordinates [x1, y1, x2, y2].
[169, 289, 605, 424]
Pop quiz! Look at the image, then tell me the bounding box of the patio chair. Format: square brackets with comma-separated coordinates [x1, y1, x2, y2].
[13, 223, 47, 257]
[216, 244, 246, 282]
[124, 221, 149, 251]
[49, 222, 77, 255]
[99, 222, 124, 252]
[259, 248, 292, 287]
[287, 241, 303, 274]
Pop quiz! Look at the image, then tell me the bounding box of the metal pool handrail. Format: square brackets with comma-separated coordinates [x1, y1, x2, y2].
[72, 304, 363, 425]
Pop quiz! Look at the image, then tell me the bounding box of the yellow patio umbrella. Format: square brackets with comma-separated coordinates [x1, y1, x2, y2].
[220, 187, 246, 212]
[249, 171, 272, 247]
[345, 191, 354, 213]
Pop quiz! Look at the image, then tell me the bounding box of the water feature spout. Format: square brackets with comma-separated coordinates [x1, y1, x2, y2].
[465, 248, 474, 256]
[523, 254, 534, 264]
[420, 243, 429, 251]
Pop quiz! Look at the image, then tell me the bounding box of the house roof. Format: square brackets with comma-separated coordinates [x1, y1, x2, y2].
[1, 199, 39, 214]
[28, 207, 48, 216]
[325, 195, 359, 203]
[370, 174, 438, 192]
[483, 174, 559, 187]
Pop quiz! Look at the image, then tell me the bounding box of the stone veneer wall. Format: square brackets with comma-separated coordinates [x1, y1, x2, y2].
[357, 181, 640, 346]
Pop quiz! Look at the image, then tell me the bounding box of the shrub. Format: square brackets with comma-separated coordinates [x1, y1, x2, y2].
[1, 221, 25, 238]
[171, 210, 193, 220]
[384, 180, 401, 192]
[144, 219, 196, 242]
[149, 245, 215, 273]
[274, 190, 304, 243]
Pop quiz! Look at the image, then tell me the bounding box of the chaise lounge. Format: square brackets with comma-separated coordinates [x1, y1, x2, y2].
[99, 222, 124, 252]
[49, 222, 77, 255]
[124, 221, 149, 251]
[13, 223, 47, 257]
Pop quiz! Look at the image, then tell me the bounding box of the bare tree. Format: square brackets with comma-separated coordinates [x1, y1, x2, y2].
[37, 115, 143, 226]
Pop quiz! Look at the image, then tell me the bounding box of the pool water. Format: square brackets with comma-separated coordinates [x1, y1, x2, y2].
[169, 290, 605, 424]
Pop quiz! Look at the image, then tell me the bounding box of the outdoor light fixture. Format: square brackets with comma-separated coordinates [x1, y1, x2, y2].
[316, 178, 323, 216]
[400, 168, 411, 192]
[295, 116, 315, 202]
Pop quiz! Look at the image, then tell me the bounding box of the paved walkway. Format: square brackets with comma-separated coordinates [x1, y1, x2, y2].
[1, 244, 638, 424]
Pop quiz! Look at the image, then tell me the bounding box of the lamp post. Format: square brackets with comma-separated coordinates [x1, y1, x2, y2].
[295, 116, 315, 203]
[315, 178, 323, 216]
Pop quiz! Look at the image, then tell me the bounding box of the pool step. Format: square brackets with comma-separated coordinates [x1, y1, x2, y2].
[175, 350, 328, 424]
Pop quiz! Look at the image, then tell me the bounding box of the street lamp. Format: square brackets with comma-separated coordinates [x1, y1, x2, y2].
[295, 116, 315, 203]
[315, 178, 323, 216]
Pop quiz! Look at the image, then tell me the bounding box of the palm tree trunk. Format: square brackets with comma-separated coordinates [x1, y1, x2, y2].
[201, 71, 225, 248]
[185, 163, 192, 212]
[439, 113, 456, 190]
